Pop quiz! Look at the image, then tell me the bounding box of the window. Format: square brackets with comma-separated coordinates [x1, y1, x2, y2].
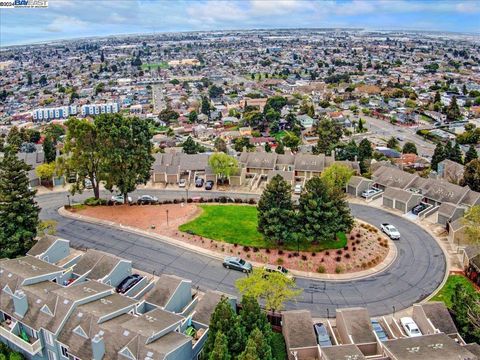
[48, 350, 57, 360]
[45, 331, 54, 346]
[61, 346, 69, 358]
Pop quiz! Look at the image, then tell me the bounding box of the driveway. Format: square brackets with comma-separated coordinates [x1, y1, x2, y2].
[36, 189, 446, 317]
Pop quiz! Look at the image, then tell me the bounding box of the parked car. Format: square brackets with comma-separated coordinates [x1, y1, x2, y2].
[116, 274, 143, 294]
[222, 257, 252, 273]
[412, 203, 428, 215]
[361, 189, 378, 198]
[371, 319, 388, 341]
[111, 194, 133, 204]
[178, 179, 187, 188]
[313, 323, 332, 347]
[137, 195, 158, 205]
[84, 179, 93, 189]
[263, 264, 293, 279]
[205, 180, 214, 190]
[400, 317, 422, 337]
[294, 184, 302, 195]
[381, 223, 400, 240]
[195, 178, 204, 188]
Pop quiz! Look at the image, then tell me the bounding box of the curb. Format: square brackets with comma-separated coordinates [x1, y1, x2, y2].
[347, 196, 451, 302]
[59, 206, 397, 281]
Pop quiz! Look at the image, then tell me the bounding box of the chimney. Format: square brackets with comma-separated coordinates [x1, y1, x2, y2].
[91, 333, 105, 360]
[13, 290, 28, 318]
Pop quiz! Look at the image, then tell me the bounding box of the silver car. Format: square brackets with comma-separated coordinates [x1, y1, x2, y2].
[223, 257, 252, 273]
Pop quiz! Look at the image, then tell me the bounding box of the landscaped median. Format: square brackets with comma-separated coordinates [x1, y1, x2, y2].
[61, 200, 396, 279]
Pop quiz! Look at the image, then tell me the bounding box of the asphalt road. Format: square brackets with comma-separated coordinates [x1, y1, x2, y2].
[37, 189, 446, 317]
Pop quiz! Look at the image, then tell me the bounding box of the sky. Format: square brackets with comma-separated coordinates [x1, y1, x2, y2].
[1, 0, 479, 47]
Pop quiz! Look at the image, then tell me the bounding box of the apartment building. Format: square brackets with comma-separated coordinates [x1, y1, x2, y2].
[32, 106, 77, 122]
[0, 237, 231, 360]
[80, 103, 119, 117]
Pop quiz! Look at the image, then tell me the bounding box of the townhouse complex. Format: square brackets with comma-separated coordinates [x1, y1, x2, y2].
[0, 236, 234, 360]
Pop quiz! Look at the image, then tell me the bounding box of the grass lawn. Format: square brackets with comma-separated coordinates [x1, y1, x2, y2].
[141, 62, 169, 70]
[271, 332, 287, 360]
[430, 275, 477, 308]
[178, 205, 346, 251]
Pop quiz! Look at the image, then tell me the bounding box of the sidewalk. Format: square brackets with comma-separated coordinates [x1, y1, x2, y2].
[58, 206, 397, 281]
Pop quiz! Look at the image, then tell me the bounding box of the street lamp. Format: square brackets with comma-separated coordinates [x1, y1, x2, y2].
[166, 209, 169, 226]
[67, 194, 71, 207]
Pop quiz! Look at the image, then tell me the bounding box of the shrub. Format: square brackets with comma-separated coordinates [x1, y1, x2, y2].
[243, 246, 250, 252]
[293, 252, 299, 257]
[246, 254, 250, 258]
[233, 243, 238, 247]
[248, 198, 256, 204]
[345, 253, 351, 259]
[325, 251, 330, 256]
[343, 246, 348, 251]
[336, 249, 343, 255]
[265, 248, 271, 254]
[276, 258, 284, 265]
[278, 249, 284, 255]
[288, 254, 293, 258]
[173, 199, 178, 204]
[335, 265, 344, 274]
[317, 265, 326, 273]
[84, 197, 107, 206]
[311, 252, 316, 257]
[301, 255, 307, 261]
[335, 256, 341, 262]
[253, 247, 259, 253]
[187, 198, 193, 203]
[356, 233, 361, 238]
[352, 246, 357, 251]
[320, 257, 324, 262]
[355, 239, 361, 244]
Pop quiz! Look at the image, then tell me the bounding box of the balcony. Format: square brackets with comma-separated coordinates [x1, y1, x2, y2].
[0, 320, 42, 355]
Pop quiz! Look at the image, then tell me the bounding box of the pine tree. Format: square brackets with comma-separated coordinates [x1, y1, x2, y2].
[465, 145, 478, 164]
[43, 136, 56, 163]
[462, 159, 480, 192]
[239, 296, 271, 336]
[204, 298, 245, 358]
[257, 175, 296, 245]
[446, 96, 461, 121]
[358, 138, 373, 161]
[402, 142, 418, 155]
[431, 143, 445, 171]
[274, 142, 285, 154]
[209, 332, 230, 360]
[298, 177, 353, 243]
[6, 126, 22, 151]
[248, 328, 273, 360]
[238, 338, 260, 360]
[450, 142, 463, 164]
[0, 147, 40, 258]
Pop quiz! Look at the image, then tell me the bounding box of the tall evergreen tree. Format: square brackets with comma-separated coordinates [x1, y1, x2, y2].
[208, 332, 230, 360]
[358, 138, 373, 161]
[462, 159, 480, 192]
[450, 142, 463, 164]
[274, 142, 285, 154]
[6, 126, 22, 151]
[239, 296, 271, 336]
[257, 175, 296, 245]
[203, 298, 245, 358]
[465, 145, 478, 164]
[431, 143, 445, 171]
[298, 177, 353, 243]
[237, 338, 259, 360]
[313, 118, 343, 155]
[43, 136, 56, 163]
[446, 96, 461, 121]
[248, 328, 273, 360]
[0, 147, 40, 258]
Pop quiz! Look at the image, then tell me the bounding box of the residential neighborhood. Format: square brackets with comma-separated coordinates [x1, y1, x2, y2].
[1, 2, 480, 360]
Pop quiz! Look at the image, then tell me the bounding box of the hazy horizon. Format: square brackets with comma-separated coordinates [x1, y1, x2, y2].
[1, 0, 479, 47]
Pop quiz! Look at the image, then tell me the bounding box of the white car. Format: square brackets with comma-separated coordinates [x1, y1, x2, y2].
[111, 194, 132, 204]
[361, 189, 377, 198]
[263, 264, 293, 280]
[400, 317, 422, 337]
[178, 179, 186, 188]
[294, 184, 302, 195]
[381, 223, 400, 240]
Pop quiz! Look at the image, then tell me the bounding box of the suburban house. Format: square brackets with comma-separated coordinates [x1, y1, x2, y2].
[463, 245, 480, 287]
[0, 237, 226, 360]
[437, 159, 465, 184]
[282, 310, 318, 360]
